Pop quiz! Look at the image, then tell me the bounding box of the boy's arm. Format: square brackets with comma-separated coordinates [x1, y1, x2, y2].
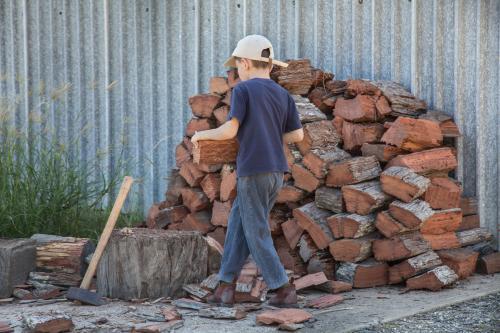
[191, 118, 240, 148]
[283, 128, 304, 144]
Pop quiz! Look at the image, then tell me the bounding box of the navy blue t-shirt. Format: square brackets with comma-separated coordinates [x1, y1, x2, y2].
[226, 78, 302, 177]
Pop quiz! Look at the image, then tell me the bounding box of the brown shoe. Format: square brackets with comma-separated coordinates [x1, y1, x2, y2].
[268, 284, 298, 308]
[207, 282, 235, 307]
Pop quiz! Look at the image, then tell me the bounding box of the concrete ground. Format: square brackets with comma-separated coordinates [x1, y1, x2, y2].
[1, 274, 498, 332]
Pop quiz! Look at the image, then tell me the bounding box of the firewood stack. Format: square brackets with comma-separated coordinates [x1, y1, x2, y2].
[147, 58, 498, 298]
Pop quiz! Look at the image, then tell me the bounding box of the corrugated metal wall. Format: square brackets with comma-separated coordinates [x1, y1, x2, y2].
[0, 0, 498, 246]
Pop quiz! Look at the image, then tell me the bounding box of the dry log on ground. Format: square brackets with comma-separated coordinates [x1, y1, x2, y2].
[419, 208, 462, 234]
[291, 95, 327, 123]
[270, 59, 314, 95]
[181, 188, 209, 212]
[179, 161, 206, 187]
[334, 95, 378, 122]
[281, 219, 304, 249]
[292, 163, 323, 192]
[370, 80, 427, 117]
[220, 164, 237, 201]
[476, 252, 500, 274]
[211, 200, 231, 227]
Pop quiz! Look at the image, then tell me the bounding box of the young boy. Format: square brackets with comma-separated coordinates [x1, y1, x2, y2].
[191, 35, 304, 307]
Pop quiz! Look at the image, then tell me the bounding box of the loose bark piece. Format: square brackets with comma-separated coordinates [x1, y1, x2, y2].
[327, 213, 376, 239]
[388, 250, 442, 284]
[342, 180, 392, 215]
[420, 208, 462, 234]
[200, 173, 221, 202]
[336, 259, 388, 288]
[388, 200, 434, 228]
[381, 117, 443, 152]
[342, 121, 385, 151]
[181, 188, 209, 212]
[380, 166, 430, 202]
[281, 219, 304, 249]
[303, 148, 351, 178]
[172, 298, 208, 310]
[193, 139, 239, 165]
[374, 211, 417, 238]
[291, 95, 327, 123]
[256, 308, 312, 325]
[179, 161, 206, 187]
[437, 248, 479, 279]
[326, 156, 381, 187]
[293, 272, 328, 290]
[297, 120, 341, 155]
[334, 95, 378, 122]
[315, 187, 344, 213]
[188, 94, 221, 118]
[306, 294, 344, 309]
[329, 234, 377, 262]
[406, 265, 458, 291]
[220, 164, 237, 201]
[270, 59, 314, 95]
[293, 202, 333, 249]
[424, 177, 462, 209]
[361, 143, 405, 163]
[476, 252, 500, 274]
[292, 164, 322, 192]
[386, 147, 458, 175]
[211, 200, 231, 227]
[373, 232, 431, 261]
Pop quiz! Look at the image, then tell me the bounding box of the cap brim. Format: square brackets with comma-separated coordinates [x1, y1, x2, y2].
[224, 56, 237, 68]
[271, 59, 289, 67]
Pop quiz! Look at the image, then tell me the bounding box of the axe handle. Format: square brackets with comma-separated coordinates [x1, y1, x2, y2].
[80, 176, 134, 290]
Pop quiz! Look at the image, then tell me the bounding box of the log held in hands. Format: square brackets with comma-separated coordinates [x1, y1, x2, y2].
[193, 139, 239, 165]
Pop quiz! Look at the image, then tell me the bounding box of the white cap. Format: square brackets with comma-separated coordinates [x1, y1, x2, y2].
[223, 35, 289, 68]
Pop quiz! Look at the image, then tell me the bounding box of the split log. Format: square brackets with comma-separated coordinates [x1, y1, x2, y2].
[256, 308, 312, 326]
[386, 147, 458, 175]
[381, 117, 443, 152]
[180, 188, 209, 212]
[456, 228, 492, 246]
[269, 207, 287, 236]
[97, 229, 207, 299]
[308, 87, 333, 113]
[306, 251, 335, 280]
[0, 239, 36, 298]
[146, 205, 189, 229]
[211, 200, 231, 227]
[315, 280, 352, 294]
[200, 173, 221, 202]
[437, 248, 479, 279]
[199, 307, 247, 320]
[292, 164, 322, 192]
[192, 139, 238, 165]
[298, 234, 318, 263]
[179, 161, 206, 187]
[327, 213, 376, 239]
[311, 69, 334, 87]
[420, 208, 462, 234]
[332, 116, 344, 135]
[277, 184, 306, 203]
[325, 80, 347, 94]
[200, 274, 220, 291]
[374, 211, 417, 238]
[375, 95, 392, 118]
[185, 117, 214, 137]
[291, 95, 327, 123]
[165, 169, 188, 206]
[388, 200, 434, 228]
[220, 164, 237, 202]
[281, 219, 304, 249]
[270, 59, 314, 95]
[209, 77, 230, 95]
[326, 156, 381, 187]
[329, 234, 377, 262]
[306, 294, 344, 309]
[303, 148, 351, 178]
[476, 252, 500, 274]
[460, 197, 478, 216]
[23, 315, 74, 333]
[344, 79, 381, 97]
[388, 250, 442, 284]
[297, 120, 341, 155]
[334, 95, 377, 122]
[458, 214, 480, 231]
[315, 187, 344, 213]
[342, 121, 385, 151]
[213, 105, 230, 126]
[342, 180, 392, 215]
[183, 284, 210, 299]
[175, 143, 190, 167]
[28, 271, 81, 288]
[188, 94, 221, 118]
[293, 202, 333, 249]
[424, 177, 462, 209]
[370, 80, 427, 117]
[406, 265, 458, 291]
[293, 272, 329, 291]
[380, 166, 430, 202]
[422, 232, 460, 250]
[336, 259, 388, 288]
[372, 232, 431, 261]
[176, 211, 214, 234]
[361, 143, 405, 163]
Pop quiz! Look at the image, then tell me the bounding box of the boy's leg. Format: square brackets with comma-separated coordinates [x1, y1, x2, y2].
[237, 172, 289, 290]
[217, 194, 250, 283]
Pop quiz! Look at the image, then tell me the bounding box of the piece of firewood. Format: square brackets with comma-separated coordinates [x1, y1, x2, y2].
[375, 95, 392, 118]
[23, 315, 74, 333]
[386, 147, 457, 175]
[424, 177, 462, 209]
[269, 207, 287, 236]
[361, 143, 405, 163]
[315, 280, 352, 294]
[213, 105, 230, 126]
[200, 273, 219, 291]
[303, 148, 351, 178]
[458, 214, 480, 231]
[275, 238, 308, 276]
[220, 164, 237, 201]
[165, 169, 187, 206]
[388, 200, 434, 228]
[206, 236, 223, 275]
[332, 116, 344, 135]
[306, 294, 344, 309]
[327, 213, 376, 239]
[373, 232, 431, 261]
[175, 143, 190, 168]
[298, 234, 318, 263]
[180, 188, 209, 212]
[311, 69, 334, 86]
[460, 197, 478, 216]
[192, 139, 238, 165]
[334, 95, 378, 122]
[292, 164, 322, 192]
[342, 180, 392, 215]
[270, 59, 314, 95]
[381, 117, 443, 152]
[211, 200, 231, 227]
[329, 233, 378, 262]
[421, 232, 460, 250]
[293, 202, 333, 249]
[370, 80, 427, 117]
[326, 156, 381, 187]
[344, 79, 381, 97]
[179, 161, 206, 187]
[293, 272, 329, 291]
[380, 166, 430, 202]
[437, 248, 479, 279]
[174, 211, 213, 234]
[336, 259, 388, 288]
[342, 121, 385, 151]
[281, 219, 304, 249]
[297, 120, 341, 155]
[308, 87, 333, 113]
[277, 184, 306, 203]
[476, 252, 500, 274]
[200, 173, 221, 202]
[420, 208, 462, 234]
[146, 205, 189, 229]
[188, 94, 221, 118]
[406, 265, 458, 291]
[315, 186, 344, 213]
[456, 228, 492, 247]
[388, 250, 442, 284]
[256, 308, 312, 326]
[182, 284, 210, 300]
[325, 80, 347, 94]
[209, 77, 230, 95]
[207, 227, 226, 247]
[306, 251, 335, 280]
[374, 211, 417, 238]
[291, 95, 327, 123]
[199, 306, 247, 320]
[185, 117, 214, 137]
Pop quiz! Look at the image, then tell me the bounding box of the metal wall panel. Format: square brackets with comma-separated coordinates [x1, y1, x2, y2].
[0, 0, 498, 246]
